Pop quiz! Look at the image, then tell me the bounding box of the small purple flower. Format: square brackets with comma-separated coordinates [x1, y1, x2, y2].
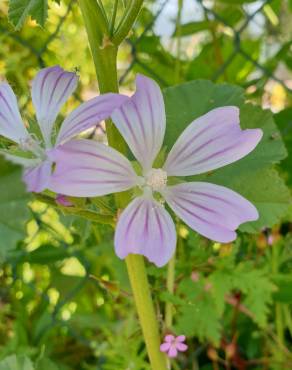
[160, 335, 188, 358]
[56, 194, 72, 207]
[50, 74, 262, 266]
[0, 66, 128, 192]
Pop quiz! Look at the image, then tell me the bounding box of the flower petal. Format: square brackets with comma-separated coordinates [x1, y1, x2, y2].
[0, 83, 29, 143]
[168, 347, 178, 358]
[114, 195, 177, 267]
[111, 74, 166, 172]
[176, 343, 188, 352]
[162, 182, 258, 243]
[23, 160, 52, 193]
[31, 66, 78, 147]
[176, 335, 186, 342]
[49, 139, 139, 197]
[56, 93, 129, 145]
[165, 335, 175, 342]
[160, 343, 171, 352]
[163, 106, 263, 176]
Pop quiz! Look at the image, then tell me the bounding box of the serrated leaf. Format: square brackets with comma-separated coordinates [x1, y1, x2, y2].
[232, 264, 275, 327]
[0, 157, 31, 261]
[8, 0, 48, 29]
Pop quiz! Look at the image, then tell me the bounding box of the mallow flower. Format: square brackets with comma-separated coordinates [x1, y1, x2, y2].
[49, 74, 263, 267]
[0, 66, 128, 192]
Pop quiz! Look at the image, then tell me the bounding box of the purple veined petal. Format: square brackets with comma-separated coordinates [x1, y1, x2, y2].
[111, 74, 166, 173]
[114, 195, 177, 267]
[176, 343, 188, 352]
[168, 347, 178, 358]
[48, 139, 139, 197]
[163, 106, 263, 176]
[0, 83, 29, 143]
[160, 343, 172, 352]
[0, 151, 41, 168]
[23, 160, 53, 193]
[56, 93, 130, 145]
[162, 182, 259, 243]
[31, 66, 78, 147]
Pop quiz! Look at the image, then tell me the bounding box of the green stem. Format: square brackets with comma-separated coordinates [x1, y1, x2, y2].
[78, 1, 167, 369]
[174, 0, 183, 83]
[165, 254, 176, 329]
[271, 245, 284, 346]
[78, 0, 126, 153]
[126, 255, 167, 370]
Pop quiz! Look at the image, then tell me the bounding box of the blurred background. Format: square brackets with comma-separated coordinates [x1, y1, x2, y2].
[0, 0, 292, 369]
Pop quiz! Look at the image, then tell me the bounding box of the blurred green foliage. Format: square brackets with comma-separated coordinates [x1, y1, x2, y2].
[0, 0, 292, 369]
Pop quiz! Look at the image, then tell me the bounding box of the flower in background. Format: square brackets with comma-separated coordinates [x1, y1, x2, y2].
[55, 194, 73, 207]
[49, 74, 262, 266]
[0, 66, 128, 192]
[160, 335, 188, 358]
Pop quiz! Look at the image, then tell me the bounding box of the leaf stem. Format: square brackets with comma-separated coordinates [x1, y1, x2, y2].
[112, 0, 144, 45]
[110, 0, 119, 35]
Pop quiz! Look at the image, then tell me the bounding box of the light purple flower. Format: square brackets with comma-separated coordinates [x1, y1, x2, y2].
[49, 74, 262, 266]
[0, 66, 128, 192]
[160, 335, 188, 358]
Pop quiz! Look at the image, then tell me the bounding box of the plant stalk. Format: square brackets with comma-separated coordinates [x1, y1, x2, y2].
[78, 1, 167, 368]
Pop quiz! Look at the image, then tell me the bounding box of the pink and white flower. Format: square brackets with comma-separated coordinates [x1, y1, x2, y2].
[160, 335, 188, 358]
[0, 66, 128, 192]
[49, 74, 262, 266]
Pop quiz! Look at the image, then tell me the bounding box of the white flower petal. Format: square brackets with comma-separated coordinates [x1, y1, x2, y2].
[23, 160, 53, 193]
[162, 182, 258, 243]
[49, 139, 139, 197]
[0, 83, 29, 143]
[164, 106, 262, 176]
[111, 74, 166, 172]
[31, 66, 78, 146]
[114, 195, 177, 267]
[56, 93, 129, 145]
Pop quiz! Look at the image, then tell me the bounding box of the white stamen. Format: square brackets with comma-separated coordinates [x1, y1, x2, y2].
[19, 135, 46, 159]
[145, 168, 167, 191]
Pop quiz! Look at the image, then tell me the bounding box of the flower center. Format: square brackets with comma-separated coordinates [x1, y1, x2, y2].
[19, 135, 46, 159]
[145, 168, 167, 191]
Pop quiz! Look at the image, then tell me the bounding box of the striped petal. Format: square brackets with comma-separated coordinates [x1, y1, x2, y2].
[163, 106, 263, 176]
[111, 74, 166, 173]
[23, 160, 53, 193]
[114, 195, 177, 267]
[49, 139, 139, 197]
[162, 182, 258, 243]
[56, 93, 129, 145]
[0, 83, 29, 143]
[31, 66, 78, 147]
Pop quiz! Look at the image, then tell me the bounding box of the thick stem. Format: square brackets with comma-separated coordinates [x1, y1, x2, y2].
[78, 1, 166, 369]
[78, 0, 126, 153]
[126, 255, 167, 370]
[165, 254, 176, 329]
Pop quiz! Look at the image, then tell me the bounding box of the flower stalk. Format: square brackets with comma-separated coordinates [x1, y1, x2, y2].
[78, 1, 167, 368]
